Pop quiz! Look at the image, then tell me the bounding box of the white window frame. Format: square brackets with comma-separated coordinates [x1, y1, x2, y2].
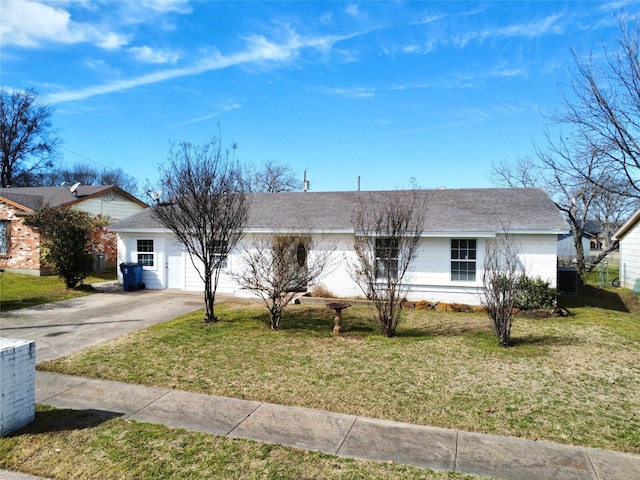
[213, 240, 229, 269]
[375, 237, 399, 280]
[451, 238, 477, 281]
[136, 239, 157, 270]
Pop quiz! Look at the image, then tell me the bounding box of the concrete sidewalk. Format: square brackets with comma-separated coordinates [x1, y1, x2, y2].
[13, 370, 638, 480]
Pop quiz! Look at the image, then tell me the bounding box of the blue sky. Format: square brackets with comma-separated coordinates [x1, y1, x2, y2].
[2, 1, 639, 193]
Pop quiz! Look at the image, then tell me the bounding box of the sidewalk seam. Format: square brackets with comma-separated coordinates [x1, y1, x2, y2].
[585, 450, 600, 480]
[36, 375, 91, 404]
[453, 430, 459, 473]
[225, 402, 264, 436]
[124, 389, 172, 419]
[334, 416, 359, 456]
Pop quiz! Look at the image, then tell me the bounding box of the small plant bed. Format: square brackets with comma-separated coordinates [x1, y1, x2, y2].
[0, 406, 482, 480]
[39, 300, 640, 455]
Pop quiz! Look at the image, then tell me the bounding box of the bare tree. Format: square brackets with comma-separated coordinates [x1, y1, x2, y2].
[350, 190, 426, 337]
[43, 162, 139, 195]
[249, 159, 300, 193]
[489, 156, 540, 188]
[482, 232, 521, 347]
[557, 17, 640, 197]
[152, 137, 249, 323]
[490, 143, 634, 281]
[0, 88, 61, 187]
[235, 232, 334, 329]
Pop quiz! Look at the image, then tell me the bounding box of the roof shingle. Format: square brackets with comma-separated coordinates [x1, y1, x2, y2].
[111, 188, 568, 235]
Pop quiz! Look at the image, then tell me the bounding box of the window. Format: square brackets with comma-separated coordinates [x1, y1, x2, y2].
[296, 242, 307, 267]
[213, 240, 228, 269]
[375, 237, 399, 280]
[136, 239, 155, 267]
[0, 220, 8, 256]
[451, 239, 476, 281]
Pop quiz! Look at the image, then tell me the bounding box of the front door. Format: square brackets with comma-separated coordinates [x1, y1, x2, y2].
[166, 240, 185, 289]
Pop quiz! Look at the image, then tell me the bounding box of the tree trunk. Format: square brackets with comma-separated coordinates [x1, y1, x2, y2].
[203, 272, 217, 323]
[586, 240, 620, 272]
[270, 311, 281, 330]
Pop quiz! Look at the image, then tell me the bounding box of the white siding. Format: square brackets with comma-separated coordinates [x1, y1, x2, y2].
[516, 234, 559, 287]
[116, 231, 559, 305]
[619, 222, 640, 293]
[116, 234, 167, 290]
[72, 192, 146, 222]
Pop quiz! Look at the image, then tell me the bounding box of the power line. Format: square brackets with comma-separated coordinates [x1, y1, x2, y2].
[60, 146, 113, 170]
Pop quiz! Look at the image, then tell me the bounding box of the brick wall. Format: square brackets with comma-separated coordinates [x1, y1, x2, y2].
[0, 202, 119, 273]
[0, 338, 36, 437]
[0, 204, 41, 272]
[89, 228, 118, 268]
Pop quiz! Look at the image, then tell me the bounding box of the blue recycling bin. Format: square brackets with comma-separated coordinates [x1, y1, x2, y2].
[120, 262, 144, 291]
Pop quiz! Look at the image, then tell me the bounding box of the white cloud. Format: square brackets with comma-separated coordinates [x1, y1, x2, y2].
[402, 44, 421, 54]
[345, 3, 363, 20]
[45, 29, 349, 103]
[140, 0, 192, 14]
[0, 0, 129, 49]
[452, 13, 566, 47]
[176, 100, 242, 126]
[129, 45, 182, 64]
[324, 87, 375, 99]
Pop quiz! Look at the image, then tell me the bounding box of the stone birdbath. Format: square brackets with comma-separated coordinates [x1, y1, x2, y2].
[326, 302, 351, 334]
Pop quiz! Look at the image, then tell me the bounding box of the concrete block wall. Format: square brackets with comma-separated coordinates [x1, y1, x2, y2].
[0, 338, 36, 437]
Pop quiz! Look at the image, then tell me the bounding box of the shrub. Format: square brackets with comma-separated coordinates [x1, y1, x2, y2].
[515, 275, 558, 310]
[415, 300, 434, 310]
[309, 284, 336, 298]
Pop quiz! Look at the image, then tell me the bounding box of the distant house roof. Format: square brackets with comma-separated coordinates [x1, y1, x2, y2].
[112, 187, 568, 236]
[0, 185, 147, 213]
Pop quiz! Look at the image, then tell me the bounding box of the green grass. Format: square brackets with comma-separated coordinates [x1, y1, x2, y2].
[0, 406, 484, 480]
[0, 269, 116, 311]
[4, 270, 640, 477]
[39, 298, 640, 455]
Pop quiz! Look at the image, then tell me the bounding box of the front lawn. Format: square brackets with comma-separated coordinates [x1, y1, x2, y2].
[39, 297, 640, 455]
[0, 269, 116, 311]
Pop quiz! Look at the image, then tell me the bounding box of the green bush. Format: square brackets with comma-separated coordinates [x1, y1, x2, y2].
[515, 275, 558, 310]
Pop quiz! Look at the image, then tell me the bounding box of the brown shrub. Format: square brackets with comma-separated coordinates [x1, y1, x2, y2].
[435, 302, 451, 312]
[309, 284, 336, 298]
[415, 300, 434, 310]
[450, 303, 474, 313]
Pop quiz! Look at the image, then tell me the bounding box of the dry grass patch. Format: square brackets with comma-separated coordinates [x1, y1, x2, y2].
[40, 300, 640, 454]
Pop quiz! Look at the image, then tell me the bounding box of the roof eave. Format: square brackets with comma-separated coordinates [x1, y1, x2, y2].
[62, 186, 148, 209]
[0, 195, 34, 213]
[613, 207, 640, 241]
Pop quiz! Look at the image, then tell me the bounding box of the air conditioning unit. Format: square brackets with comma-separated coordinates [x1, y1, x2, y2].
[557, 267, 578, 295]
[92, 253, 106, 272]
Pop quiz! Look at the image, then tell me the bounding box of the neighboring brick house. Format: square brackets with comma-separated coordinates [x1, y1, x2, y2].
[0, 185, 147, 275]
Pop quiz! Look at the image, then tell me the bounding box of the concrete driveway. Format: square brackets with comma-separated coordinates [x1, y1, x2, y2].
[0, 285, 203, 363]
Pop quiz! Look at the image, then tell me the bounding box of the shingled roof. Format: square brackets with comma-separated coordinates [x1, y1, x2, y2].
[0, 186, 147, 212]
[111, 188, 568, 235]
